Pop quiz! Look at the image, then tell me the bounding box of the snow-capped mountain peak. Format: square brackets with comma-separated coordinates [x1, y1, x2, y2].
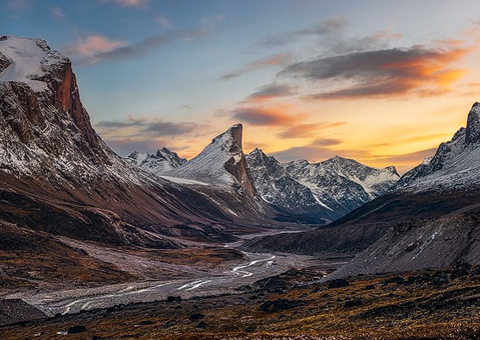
[127, 151, 149, 166]
[127, 147, 187, 175]
[0, 36, 68, 93]
[166, 124, 256, 195]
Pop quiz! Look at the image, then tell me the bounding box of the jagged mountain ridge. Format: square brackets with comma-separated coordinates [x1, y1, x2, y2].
[282, 155, 399, 212]
[245, 148, 399, 223]
[127, 148, 187, 176]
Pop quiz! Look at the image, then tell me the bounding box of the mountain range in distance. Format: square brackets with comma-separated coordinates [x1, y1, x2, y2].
[126, 125, 400, 224]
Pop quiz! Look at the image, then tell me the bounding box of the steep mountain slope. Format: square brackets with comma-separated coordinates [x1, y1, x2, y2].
[322, 102, 480, 277]
[0, 36, 275, 250]
[398, 102, 480, 192]
[327, 213, 480, 279]
[127, 148, 187, 176]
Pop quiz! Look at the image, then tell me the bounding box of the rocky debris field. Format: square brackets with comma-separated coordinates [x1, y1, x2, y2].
[3, 264, 480, 339]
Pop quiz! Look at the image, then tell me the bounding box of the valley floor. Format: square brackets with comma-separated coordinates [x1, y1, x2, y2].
[2, 265, 480, 339]
[6, 250, 321, 316]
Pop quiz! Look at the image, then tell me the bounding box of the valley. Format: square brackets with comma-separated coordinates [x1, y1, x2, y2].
[2, 235, 324, 317]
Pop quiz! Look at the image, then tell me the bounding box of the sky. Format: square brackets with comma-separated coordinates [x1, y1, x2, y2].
[3, 0, 480, 173]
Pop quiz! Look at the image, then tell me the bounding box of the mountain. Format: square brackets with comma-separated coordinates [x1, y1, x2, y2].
[0, 36, 278, 251]
[397, 102, 480, 192]
[245, 148, 334, 223]
[246, 102, 480, 278]
[284, 156, 399, 212]
[245, 149, 399, 223]
[127, 148, 187, 176]
[165, 124, 257, 196]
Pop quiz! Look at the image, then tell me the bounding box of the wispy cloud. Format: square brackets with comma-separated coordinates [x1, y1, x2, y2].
[311, 138, 343, 146]
[246, 84, 295, 102]
[155, 15, 171, 29]
[260, 17, 349, 46]
[371, 148, 437, 174]
[231, 107, 297, 126]
[86, 35, 170, 63]
[96, 117, 204, 137]
[101, 0, 150, 7]
[64, 36, 127, 61]
[198, 15, 226, 30]
[104, 138, 169, 156]
[6, 0, 30, 11]
[219, 53, 291, 81]
[279, 46, 470, 99]
[50, 6, 65, 19]
[371, 148, 437, 164]
[65, 23, 223, 65]
[277, 122, 346, 139]
[96, 117, 211, 156]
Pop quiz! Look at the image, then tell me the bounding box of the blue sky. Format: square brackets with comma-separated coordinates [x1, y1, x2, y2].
[4, 0, 480, 172]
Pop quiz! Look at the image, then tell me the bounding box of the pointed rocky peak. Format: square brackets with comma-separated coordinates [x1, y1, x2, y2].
[154, 147, 187, 165]
[126, 148, 186, 175]
[210, 123, 243, 156]
[158, 146, 172, 156]
[466, 102, 480, 144]
[325, 155, 361, 167]
[227, 123, 243, 149]
[247, 147, 269, 161]
[246, 148, 281, 170]
[385, 165, 400, 176]
[166, 124, 256, 195]
[250, 147, 263, 155]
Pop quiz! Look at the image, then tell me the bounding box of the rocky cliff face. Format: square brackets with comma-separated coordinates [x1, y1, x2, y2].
[246, 148, 320, 210]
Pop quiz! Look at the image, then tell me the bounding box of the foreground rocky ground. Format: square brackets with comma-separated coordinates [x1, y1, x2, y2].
[3, 264, 480, 339]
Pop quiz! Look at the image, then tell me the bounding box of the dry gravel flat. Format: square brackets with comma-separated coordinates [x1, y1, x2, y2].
[4, 250, 319, 316]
